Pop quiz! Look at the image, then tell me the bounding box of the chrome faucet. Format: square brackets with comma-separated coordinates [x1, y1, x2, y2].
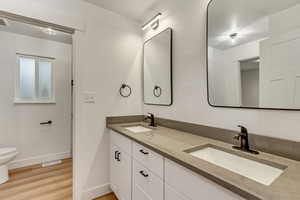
[145, 113, 156, 127]
[233, 125, 259, 155]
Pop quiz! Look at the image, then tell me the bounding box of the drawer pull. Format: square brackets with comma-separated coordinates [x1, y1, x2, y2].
[117, 152, 121, 162]
[115, 151, 121, 162]
[114, 151, 118, 160]
[139, 170, 149, 178]
[139, 149, 149, 155]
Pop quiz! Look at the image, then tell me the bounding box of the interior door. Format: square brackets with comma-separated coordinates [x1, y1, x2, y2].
[260, 28, 300, 108]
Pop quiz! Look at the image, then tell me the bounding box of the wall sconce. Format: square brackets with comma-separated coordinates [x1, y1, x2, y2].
[142, 13, 162, 31]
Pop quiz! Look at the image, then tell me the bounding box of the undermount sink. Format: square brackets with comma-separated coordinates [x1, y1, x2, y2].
[124, 125, 153, 133]
[186, 145, 286, 186]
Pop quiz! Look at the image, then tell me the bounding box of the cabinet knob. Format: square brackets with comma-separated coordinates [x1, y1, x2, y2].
[139, 149, 149, 155]
[139, 170, 149, 178]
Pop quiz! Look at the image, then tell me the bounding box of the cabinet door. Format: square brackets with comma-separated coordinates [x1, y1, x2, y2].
[110, 143, 120, 195]
[165, 183, 190, 200]
[165, 159, 245, 200]
[132, 160, 163, 200]
[117, 150, 132, 200]
[110, 131, 132, 200]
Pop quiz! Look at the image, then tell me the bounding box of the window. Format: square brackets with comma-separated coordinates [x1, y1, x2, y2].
[15, 54, 55, 103]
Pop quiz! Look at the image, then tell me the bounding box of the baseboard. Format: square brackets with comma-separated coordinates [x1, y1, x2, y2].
[82, 183, 112, 200]
[8, 151, 71, 170]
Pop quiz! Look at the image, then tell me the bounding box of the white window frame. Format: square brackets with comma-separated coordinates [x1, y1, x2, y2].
[15, 54, 55, 104]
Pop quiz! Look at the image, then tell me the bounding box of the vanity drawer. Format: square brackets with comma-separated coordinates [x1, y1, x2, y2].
[133, 142, 164, 178]
[110, 131, 132, 155]
[132, 160, 164, 200]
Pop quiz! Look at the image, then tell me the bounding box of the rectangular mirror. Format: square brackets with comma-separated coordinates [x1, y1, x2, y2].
[207, 0, 300, 110]
[144, 28, 173, 106]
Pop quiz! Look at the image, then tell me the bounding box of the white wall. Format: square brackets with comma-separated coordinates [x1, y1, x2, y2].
[0, 31, 72, 168]
[143, 0, 300, 143]
[0, 1, 143, 200]
[73, 13, 142, 200]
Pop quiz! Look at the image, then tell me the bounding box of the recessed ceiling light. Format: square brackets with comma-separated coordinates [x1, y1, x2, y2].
[43, 28, 57, 36]
[229, 32, 238, 40]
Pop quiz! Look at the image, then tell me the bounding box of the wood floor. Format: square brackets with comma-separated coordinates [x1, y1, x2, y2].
[94, 193, 118, 200]
[0, 159, 117, 200]
[0, 158, 72, 200]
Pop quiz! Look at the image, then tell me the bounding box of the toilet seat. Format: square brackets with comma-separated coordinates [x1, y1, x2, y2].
[0, 148, 17, 157]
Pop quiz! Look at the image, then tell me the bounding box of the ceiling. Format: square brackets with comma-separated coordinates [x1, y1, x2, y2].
[84, 0, 159, 22]
[208, 0, 300, 50]
[0, 19, 72, 44]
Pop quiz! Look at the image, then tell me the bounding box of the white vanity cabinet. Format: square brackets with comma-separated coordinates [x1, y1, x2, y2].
[109, 131, 245, 200]
[110, 131, 132, 200]
[164, 159, 245, 200]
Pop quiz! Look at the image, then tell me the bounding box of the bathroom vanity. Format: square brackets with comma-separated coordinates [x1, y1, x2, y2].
[107, 117, 300, 200]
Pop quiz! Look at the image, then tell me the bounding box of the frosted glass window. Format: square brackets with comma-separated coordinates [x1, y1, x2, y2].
[38, 61, 52, 98]
[19, 57, 35, 99]
[16, 55, 54, 103]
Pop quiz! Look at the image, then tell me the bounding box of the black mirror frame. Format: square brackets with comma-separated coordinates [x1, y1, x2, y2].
[206, 0, 300, 111]
[143, 27, 173, 106]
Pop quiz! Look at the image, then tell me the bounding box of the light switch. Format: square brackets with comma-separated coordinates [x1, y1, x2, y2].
[84, 92, 96, 103]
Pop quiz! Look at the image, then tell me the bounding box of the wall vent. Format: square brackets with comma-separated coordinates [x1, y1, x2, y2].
[42, 159, 62, 167]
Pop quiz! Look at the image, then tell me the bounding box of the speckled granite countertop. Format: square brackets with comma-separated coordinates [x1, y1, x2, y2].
[107, 122, 300, 200]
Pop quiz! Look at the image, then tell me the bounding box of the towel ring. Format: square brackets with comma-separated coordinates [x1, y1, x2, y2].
[153, 85, 162, 97]
[120, 84, 132, 98]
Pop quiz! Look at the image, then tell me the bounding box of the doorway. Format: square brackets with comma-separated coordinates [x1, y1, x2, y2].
[0, 13, 74, 199]
[239, 57, 260, 107]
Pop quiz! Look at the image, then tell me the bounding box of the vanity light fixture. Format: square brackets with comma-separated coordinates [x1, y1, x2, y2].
[142, 13, 162, 31]
[43, 27, 57, 36]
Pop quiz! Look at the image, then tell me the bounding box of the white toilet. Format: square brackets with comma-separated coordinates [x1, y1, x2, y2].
[0, 148, 18, 184]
